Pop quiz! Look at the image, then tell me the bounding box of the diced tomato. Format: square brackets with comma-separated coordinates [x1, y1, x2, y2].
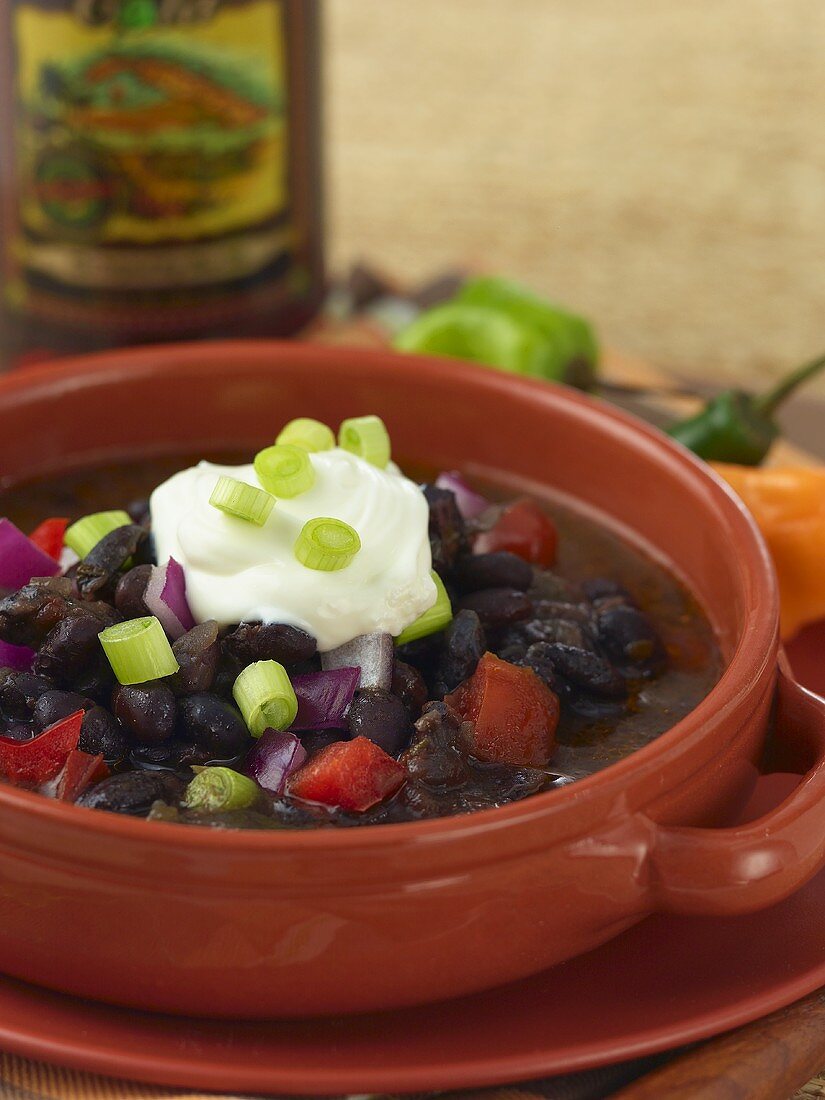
[474, 499, 557, 567]
[56, 750, 108, 802]
[288, 736, 407, 812]
[446, 652, 559, 767]
[0, 710, 83, 788]
[29, 517, 69, 561]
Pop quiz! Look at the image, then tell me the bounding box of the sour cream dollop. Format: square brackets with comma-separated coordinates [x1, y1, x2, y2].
[149, 450, 435, 652]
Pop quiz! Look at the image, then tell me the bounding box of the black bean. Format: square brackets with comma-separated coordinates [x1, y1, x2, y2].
[435, 610, 486, 696]
[528, 570, 581, 603]
[347, 688, 412, 756]
[583, 578, 632, 603]
[0, 670, 56, 718]
[130, 738, 212, 771]
[457, 588, 531, 631]
[531, 599, 592, 626]
[517, 642, 558, 690]
[391, 659, 429, 717]
[126, 499, 150, 526]
[114, 565, 152, 619]
[454, 552, 533, 593]
[79, 770, 185, 816]
[405, 703, 467, 788]
[3, 721, 34, 741]
[539, 643, 627, 698]
[33, 616, 104, 685]
[299, 729, 345, 757]
[395, 634, 441, 673]
[76, 524, 149, 599]
[177, 693, 250, 756]
[222, 622, 317, 667]
[422, 485, 467, 574]
[0, 581, 117, 648]
[168, 621, 221, 695]
[522, 617, 589, 649]
[72, 654, 116, 704]
[79, 706, 128, 763]
[113, 683, 177, 744]
[595, 604, 665, 672]
[33, 690, 93, 730]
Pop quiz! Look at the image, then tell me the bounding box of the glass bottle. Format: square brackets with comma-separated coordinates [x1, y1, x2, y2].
[0, 0, 323, 363]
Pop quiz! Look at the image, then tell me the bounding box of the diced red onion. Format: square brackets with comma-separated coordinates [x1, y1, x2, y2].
[321, 632, 393, 690]
[435, 471, 489, 519]
[0, 640, 35, 672]
[244, 729, 307, 795]
[59, 547, 79, 574]
[144, 557, 195, 641]
[0, 518, 61, 590]
[291, 666, 360, 730]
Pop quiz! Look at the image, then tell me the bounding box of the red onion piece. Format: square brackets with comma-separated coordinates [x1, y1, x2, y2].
[434, 471, 489, 519]
[291, 666, 360, 730]
[244, 729, 307, 795]
[0, 640, 35, 672]
[0, 518, 60, 589]
[144, 557, 195, 641]
[321, 632, 393, 690]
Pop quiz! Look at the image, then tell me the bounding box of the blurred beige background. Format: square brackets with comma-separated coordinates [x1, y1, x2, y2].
[324, 0, 825, 393]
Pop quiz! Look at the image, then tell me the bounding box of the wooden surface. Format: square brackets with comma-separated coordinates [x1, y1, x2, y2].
[614, 991, 825, 1100]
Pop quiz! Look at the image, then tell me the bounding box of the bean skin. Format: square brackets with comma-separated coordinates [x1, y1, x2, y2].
[391, 659, 429, 716]
[79, 706, 128, 763]
[454, 552, 533, 594]
[114, 565, 152, 619]
[79, 770, 185, 816]
[435, 610, 486, 696]
[168, 622, 221, 695]
[222, 622, 317, 666]
[457, 588, 531, 631]
[177, 693, 250, 757]
[113, 683, 177, 744]
[33, 690, 93, 730]
[347, 689, 412, 756]
[33, 616, 104, 686]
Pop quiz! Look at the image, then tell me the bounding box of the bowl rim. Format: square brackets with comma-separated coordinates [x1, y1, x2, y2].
[0, 340, 780, 852]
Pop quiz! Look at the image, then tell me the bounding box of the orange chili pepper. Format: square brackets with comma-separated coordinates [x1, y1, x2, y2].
[712, 463, 825, 639]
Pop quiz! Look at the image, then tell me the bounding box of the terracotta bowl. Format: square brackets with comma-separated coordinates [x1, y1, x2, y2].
[0, 341, 824, 1020]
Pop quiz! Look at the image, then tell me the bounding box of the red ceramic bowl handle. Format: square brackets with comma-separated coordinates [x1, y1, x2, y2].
[650, 666, 825, 916]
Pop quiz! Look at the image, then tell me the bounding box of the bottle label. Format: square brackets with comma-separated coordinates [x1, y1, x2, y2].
[0, 0, 312, 334]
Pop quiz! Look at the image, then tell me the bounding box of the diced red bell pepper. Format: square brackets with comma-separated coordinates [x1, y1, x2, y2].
[0, 710, 83, 788]
[56, 750, 108, 802]
[29, 517, 69, 562]
[446, 652, 559, 767]
[288, 736, 407, 812]
[474, 499, 557, 567]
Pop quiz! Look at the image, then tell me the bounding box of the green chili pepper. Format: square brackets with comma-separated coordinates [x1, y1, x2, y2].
[667, 351, 825, 465]
[394, 277, 599, 389]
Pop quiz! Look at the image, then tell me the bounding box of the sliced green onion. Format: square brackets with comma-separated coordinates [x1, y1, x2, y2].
[99, 616, 180, 685]
[338, 414, 391, 468]
[276, 417, 335, 452]
[209, 476, 274, 526]
[396, 572, 453, 646]
[254, 444, 316, 498]
[183, 767, 260, 812]
[64, 510, 132, 559]
[294, 517, 361, 572]
[233, 660, 298, 738]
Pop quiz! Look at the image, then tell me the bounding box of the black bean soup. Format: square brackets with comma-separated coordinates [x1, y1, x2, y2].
[0, 451, 721, 829]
